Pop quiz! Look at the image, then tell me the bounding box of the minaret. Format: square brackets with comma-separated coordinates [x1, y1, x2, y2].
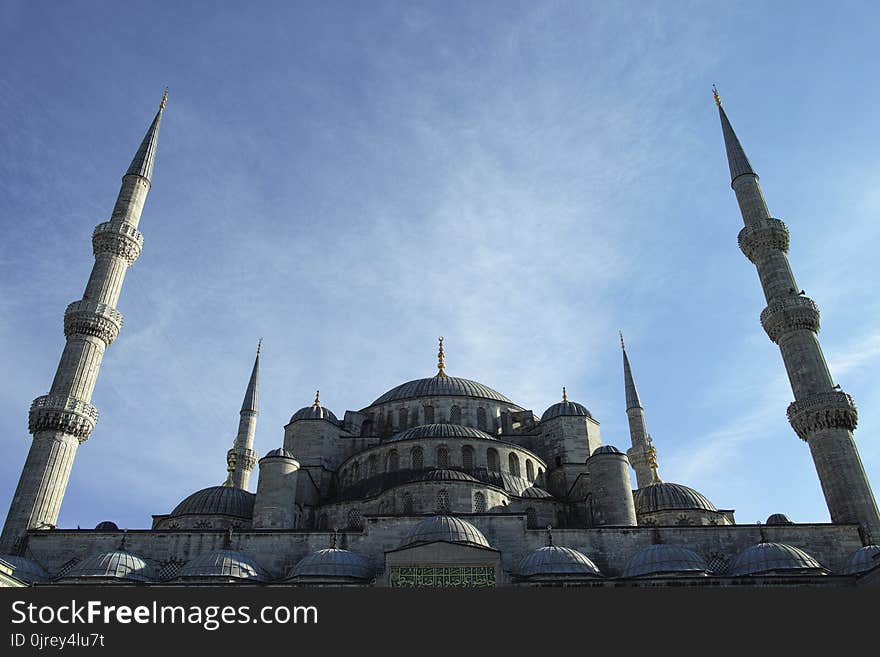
[621, 333, 655, 488]
[715, 87, 880, 541]
[0, 92, 167, 552]
[227, 340, 261, 489]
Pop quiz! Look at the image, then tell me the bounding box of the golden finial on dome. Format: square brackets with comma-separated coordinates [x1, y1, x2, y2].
[224, 448, 237, 486]
[712, 84, 722, 108]
[546, 525, 553, 547]
[647, 443, 661, 484]
[437, 336, 447, 378]
[313, 389, 321, 407]
[160, 87, 169, 111]
[331, 528, 339, 549]
[562, 386, 568, 402]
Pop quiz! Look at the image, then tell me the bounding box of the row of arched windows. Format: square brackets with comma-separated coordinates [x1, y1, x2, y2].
[367, 404, 497, 437]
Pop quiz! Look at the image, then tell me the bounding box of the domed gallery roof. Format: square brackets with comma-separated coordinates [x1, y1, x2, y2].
[728, 543, 827, 576]
[170, 486, 255, 519]
[765, 513, 794, 525]
[633, 482, 718, 514]
[591, 445, 623, 456]
[0, 555, 48, 583]
[390, 423, 497, 442]
[288, 548, 373, 580]
[622, 544, 709, 578]
[94, 520, 120, 531]
[371, 376, 514, 406]
[518, 546, 602, 578]
[65, 550, 154, 582]
[262, 447, 296, 459]
[178, 549, 267, 581]
[416, 469, 480, 483]
[290, 391, 338, 423]
[845, 545, 880, 575]
[519, 486, 553, 499]
[400, 515, 491, 549]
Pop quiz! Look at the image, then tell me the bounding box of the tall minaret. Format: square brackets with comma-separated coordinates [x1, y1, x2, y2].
[227, 340, 261, 489]
[621, 333, 655, 488]
[0, 92, 168, 553]
[715, 87, 880, 541]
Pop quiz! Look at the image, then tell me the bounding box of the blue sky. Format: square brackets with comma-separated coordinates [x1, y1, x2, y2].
[1, 1, 879, 531]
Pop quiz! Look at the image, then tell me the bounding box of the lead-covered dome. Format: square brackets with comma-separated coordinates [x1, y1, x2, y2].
[400, 515, 491, 549]
[845, 545, 880, 575]
[290, 405, 338, 423]
[391, 423, 496, 442]
[518, 546, 602, 578]
[729, 542, 826, 576]
[65, 550, 154, 582]
[179, 549, 267, 581]
[541, 400, 592, 422]
[591, 445, 623, 455]
[766, 513, 794, 525]
[170, 486, 255, 519]
[371, 376, 514, 406]
[0, 555, 48, 583]
[634, 482, 718, 514]
[623, 544, 709, 578]
[417, 469, 480, 483]
[519, 486, 553, 499]
[288, 548, 373, 580]
[262, 448, 296, 459]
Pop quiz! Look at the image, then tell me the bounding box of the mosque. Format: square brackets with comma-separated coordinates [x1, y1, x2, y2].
[0, 89, 878, 587]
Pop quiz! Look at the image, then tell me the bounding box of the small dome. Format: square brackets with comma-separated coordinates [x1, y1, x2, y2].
[170, 486, 255, 519]
[591, 445, 623, 455]
[845, 545, 880, 575]
[729, 542, 826, 576]
[288, 548, 373, 580]
[65, 550, 154, 582]
[401, 515, 491, 549]
[370, 376, 514, 406]
[179, 549, 267, 581]
[94, 520, 119, 531]
[518, 546, 602, 578]
[0, 555, 48, 583]
[766, 513, 794, 525]
[416, 469, 480, 483]
[634, 482, 718, 514]
[541, 400, 592, 422]
[262, 448, 296, 459]
[290, 405, 338, 423]
[623, 544, 709, 578]
[519, 486, 553, 499]
[390, 423, 496, 442]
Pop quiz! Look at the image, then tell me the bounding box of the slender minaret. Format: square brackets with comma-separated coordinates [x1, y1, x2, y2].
[621, 333, 655, 488]
[0, 92, 168, 553]
[715, 87, 879, 541]
[227, 340, 261, 489]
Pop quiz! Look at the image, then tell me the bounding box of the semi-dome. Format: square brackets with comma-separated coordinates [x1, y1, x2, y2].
[170, 486, 255, 519]
[766, 513, 794, 525]
[518, 546, 602, 578]
[288, 548, 373, 580]
[290, 405, 338, 423]
[519, 486, 553, 499]
[262, 447, 296, 459]
[416, 469, 480, 483]
[0, 555, 48, 583]
[623, 544, 709, 578]
[729, 542, 826, 576]
[845, 545, 880, 575]
[634, 482, 718, 514]
[370, 376, 514, 406]
[591, 445, 623, 455]
[541, 400, 592, 422]
[94, 520, 119, 531]
[390, 423, 496, 442]
[400, 515, 491, 549]
[64, 550, 154, 582]
[179, 549, 267, 581]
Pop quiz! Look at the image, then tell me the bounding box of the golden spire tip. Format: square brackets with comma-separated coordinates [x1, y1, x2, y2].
[160, 87, 169, 111]
[436, 336, 447, 377]
[562, 386, 568, 402]
[619, 331, 625, 350]
[314, 389, 320, 407]
[256, 338, 262, 356]
[712, 84, 722, 108]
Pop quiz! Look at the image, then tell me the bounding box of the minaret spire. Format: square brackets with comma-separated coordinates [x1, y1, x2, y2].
[1, 94, 167, 552]
[228, 341, 261, 490]
[620, 335, 654, 488]
[717, 91, 879, 541]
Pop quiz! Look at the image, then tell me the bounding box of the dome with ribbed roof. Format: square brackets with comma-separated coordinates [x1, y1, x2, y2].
[0, 555, 48, 583]
[179, 549, 267, 581]
[766, 513, 794, 525]
[262, 448, 296, 459]
[64, 550, 154, 582]
[623, 544, 709, 578]
[170, 486, 255, 519]
[390, 423, 496, 442]
[288, 548, 373, 580]
[400, 515, 491, 549]
[541, 400, 592, 422]
[845, 545, 880, 575]
[518, 546, 602, 578]
[634, 482, 717, 514]
[94, 520, 119, 531]
[416, 469, 480, 483]
[290, 405, 338, 423]
[591, 445, 623, 456]
[729, 543, 826, 576]
[370, 376, 514, 406]
[519, 486, 553, 499]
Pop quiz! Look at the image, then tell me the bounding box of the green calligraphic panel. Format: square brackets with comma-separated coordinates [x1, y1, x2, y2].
[389, 565, 496, 588]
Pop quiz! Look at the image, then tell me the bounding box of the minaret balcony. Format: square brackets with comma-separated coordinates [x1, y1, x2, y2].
[64, 300, 123, 345]
[787, 390, 858, 441]
[737, 218, 789, 263]
[760, 295, 820, 343]
[92, 221, 144, 265]
[28, 395, 99, 441]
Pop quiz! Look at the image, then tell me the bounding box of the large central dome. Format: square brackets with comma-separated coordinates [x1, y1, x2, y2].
[368, 375, 515, 406]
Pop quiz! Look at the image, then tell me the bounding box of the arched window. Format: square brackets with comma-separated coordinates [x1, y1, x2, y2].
[487, 448, 500, 472]
[526, 507, 538, 529]
[398, 408, 408, 430]
[402, 493, 414, 514]
[347, 508, 363, 530]
[339, 468, 348, 486]
[411, 446, 424, 470]
[476, 407, 487, 430]
[410, 407, 419, 428]
[450, 405, 462, 424]
[437, 489, 450, 512]
[386, 450, 399, 472]
[509, 453, 520, 477]
[526, 459, 535, 481]
[537, 468, 544, 485]
[437, 446, 449, 468]
[423, 405, 434, 424]
[368, 454, 378, 477]
[352, 461, 360, 481]
[473, 492, 486, 513]
[461, 445, 474, 470]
